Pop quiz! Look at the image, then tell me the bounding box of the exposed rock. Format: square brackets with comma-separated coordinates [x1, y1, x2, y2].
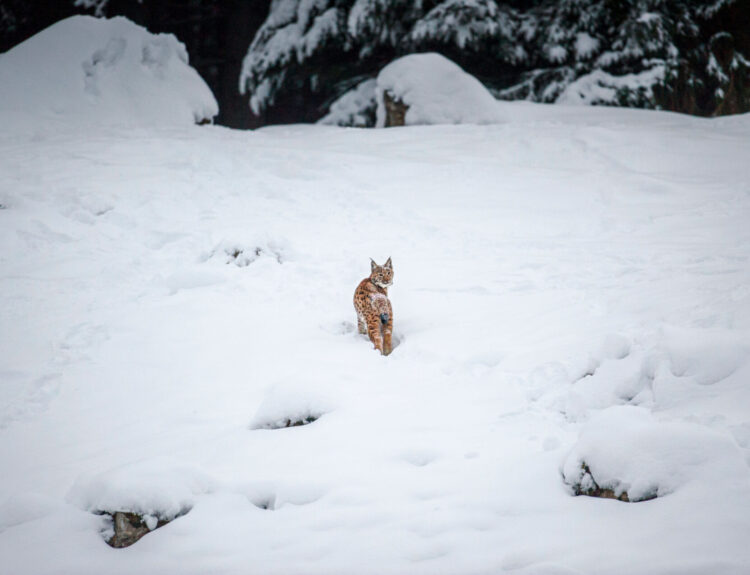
[106, 511, 171, 548]
[570, 462, 656, 503]
[284, 415, 319, 428]
[250, 412, 322, 430]
[223, 245, 283, 266]
[383, 91, 407, 127]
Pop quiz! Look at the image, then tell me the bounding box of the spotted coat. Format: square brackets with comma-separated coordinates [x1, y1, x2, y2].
[353, 258, 394, 356]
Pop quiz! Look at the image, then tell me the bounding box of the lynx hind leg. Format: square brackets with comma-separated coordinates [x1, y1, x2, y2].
[382, 319, 393, 356]
[366, 320, 384, 354]
[357, 314, 367, 335]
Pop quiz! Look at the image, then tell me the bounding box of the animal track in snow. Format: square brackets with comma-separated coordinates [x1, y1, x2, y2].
[575, 334, 632, 382]
[400, 448, 440, 467]
[0, 372, 62, 430]
[205, 241, 285, 267]
[242, 483, 325, 510]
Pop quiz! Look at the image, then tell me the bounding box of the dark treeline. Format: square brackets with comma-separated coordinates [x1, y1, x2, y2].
[2, 1, 749, 128]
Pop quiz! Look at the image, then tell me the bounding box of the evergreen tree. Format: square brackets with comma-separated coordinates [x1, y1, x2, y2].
[241, 0, 750, 124]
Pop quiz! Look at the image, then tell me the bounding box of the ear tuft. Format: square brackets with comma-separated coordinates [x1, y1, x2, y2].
[385, 257, 392, 269]
[370, 258, 378, 272]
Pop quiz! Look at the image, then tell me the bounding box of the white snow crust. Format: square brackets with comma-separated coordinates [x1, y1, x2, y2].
[375, 52, 505, 126]
[0, 16, 218, 134]
[1, 50, 750, 574]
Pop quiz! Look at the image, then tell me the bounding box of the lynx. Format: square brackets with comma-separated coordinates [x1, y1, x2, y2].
[353, 258, 394, 356]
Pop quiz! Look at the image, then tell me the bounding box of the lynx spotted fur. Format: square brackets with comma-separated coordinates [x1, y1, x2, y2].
[353, 258, 394, 355]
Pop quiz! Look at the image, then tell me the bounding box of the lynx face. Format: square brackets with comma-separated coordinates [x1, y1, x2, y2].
[370, 258, 393, 288]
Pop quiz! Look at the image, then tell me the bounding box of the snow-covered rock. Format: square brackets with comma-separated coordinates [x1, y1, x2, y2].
[249, 380, 335, 430]
[0, 16, 218, 135]
[67, 458, 217, 520]
[562, 406, 749, 502]
[375, 52, 505, 127]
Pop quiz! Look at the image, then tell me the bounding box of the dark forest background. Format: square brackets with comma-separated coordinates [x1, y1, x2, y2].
[1, 0, 748, 129]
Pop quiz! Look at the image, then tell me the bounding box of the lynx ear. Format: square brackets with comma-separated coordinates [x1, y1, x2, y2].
[384, 257, 392, 269]
[371, 258, 378, 272]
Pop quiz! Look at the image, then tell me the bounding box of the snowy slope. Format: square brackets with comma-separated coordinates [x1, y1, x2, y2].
[0, 16, 218, 135]
[1, 102, 750, 573]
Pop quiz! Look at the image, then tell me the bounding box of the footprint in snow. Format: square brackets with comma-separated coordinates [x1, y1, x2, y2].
[400, 448, 440, 467]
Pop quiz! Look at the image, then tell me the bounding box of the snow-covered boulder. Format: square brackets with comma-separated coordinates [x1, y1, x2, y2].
[562, 406, 749, 502]
[67, 458, 217, 521]
[0, 16, 218, 135]
[375, 52, 505, 127]
[249, 380, 334, 430]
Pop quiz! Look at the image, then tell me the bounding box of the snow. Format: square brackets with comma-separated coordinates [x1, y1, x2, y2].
[575, 32, 599, 59]
[546, 44, 568, 63]
[2, 28, 750, 572]
[556, 65, 666, 106]
[375, 52, 505, 126]
[67, 458, 217, 520]
[249, 379, 336, 430]
[318, 79, 377, 127]
[408, 0, 509, 51]
[0, 16, 218, 135]
[562, 406, 749, 502]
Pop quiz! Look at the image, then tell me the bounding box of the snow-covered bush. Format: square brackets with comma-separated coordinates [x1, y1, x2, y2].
[375, 53, 504, 126]
[0, 16, 218, 134]
[318, 78, 377, 127]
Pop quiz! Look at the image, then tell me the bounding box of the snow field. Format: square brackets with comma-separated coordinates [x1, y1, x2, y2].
[0, 104, 749, 573]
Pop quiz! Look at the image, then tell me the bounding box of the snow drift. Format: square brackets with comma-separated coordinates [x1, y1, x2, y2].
[375, 52, 505, 127]
[0, 16, 218, 134]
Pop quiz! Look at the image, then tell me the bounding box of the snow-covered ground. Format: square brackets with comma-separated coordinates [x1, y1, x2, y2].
[2, 25, 750, 570]
[2, 104, 749, 574]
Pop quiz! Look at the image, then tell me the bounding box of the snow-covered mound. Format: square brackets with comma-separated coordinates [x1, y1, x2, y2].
[375, 52, 504, 127]
[249, 379, 335, 430]
[67, 458, 217, 520]
[562, 406, 749, 502]
[0, 16, 218, 134]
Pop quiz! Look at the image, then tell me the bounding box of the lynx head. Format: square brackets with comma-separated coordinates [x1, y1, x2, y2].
[370, 257, 393, 289]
